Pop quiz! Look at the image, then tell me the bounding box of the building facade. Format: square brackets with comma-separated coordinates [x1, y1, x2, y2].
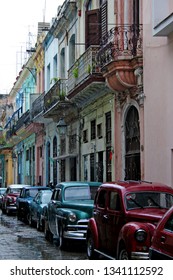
[0, 0, 145, 187]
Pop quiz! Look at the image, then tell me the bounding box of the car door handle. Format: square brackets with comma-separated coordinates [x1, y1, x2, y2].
[160, 236, 166, 243]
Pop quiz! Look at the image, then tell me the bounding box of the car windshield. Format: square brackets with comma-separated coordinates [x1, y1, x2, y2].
[8, 188, 21, 194]
[64, 186, 91, 201]
[42, 192, 52, 204]
[125, 191, 173, 210]
[27, 189, 40, 198]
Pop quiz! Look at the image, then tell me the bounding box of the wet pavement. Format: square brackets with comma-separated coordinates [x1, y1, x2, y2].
[0, 210, 87, 260]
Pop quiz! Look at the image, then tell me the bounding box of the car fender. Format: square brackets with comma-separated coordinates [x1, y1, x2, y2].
[87, 217, 99, 249]
[117, 222, 156, 256]
[56, 207, 90, 223]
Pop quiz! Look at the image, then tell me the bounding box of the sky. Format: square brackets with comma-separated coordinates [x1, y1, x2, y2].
[0, 0, 64, 95]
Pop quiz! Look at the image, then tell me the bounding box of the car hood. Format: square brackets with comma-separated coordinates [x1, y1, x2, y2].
[127, 208, 168, 222]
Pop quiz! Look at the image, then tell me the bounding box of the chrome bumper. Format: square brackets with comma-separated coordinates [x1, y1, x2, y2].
[131, 252, 149, 260]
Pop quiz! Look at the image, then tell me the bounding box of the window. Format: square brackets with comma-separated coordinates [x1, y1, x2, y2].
[105, 111, 111, 144]
[97, 189, 107, 208]
[69, 134, 76, 153]
[53, 54, 57, 79]
[53, 136, 57, 157]
[165, 215, 173, 232]
[109, 192, 120, 211]
[91, 119, 96, 140]
[83, 129, 88, 143]
[97, 123, 102, 138]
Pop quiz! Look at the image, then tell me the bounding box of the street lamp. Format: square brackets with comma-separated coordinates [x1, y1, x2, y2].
[56, 118, 68, 136]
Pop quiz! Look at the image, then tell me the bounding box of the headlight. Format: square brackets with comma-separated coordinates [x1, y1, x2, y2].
[68, 213, 76, 222]
[135, 229, 147, 242]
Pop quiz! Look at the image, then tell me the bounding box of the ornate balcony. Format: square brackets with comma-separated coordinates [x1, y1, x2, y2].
[31, 93, 44, 119]
[43, 79, 75, 122]
[97, 24, 143, 92]
[67, 46, 110, 109]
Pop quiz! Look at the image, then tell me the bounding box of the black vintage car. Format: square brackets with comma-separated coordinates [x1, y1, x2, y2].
[16, 186, 50, 222]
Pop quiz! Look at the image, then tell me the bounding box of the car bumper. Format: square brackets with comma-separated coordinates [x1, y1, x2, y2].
[131, 252, 149, 260]
[63, 222, 88, 240]
[63, 230, 87, 240]
[6, 205, 17, 212]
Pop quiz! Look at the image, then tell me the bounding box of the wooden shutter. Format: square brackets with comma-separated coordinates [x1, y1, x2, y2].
[100, 0, 107, 41]
[85, 9, 100, 49]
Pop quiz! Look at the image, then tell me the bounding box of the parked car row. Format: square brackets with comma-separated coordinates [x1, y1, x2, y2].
[0, 180, 173, 260]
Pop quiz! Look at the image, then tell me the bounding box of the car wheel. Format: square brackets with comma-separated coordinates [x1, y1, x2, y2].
[118, 247, 129, 260]
[44, 220, 53, 242]
[87, 234, 97, 260]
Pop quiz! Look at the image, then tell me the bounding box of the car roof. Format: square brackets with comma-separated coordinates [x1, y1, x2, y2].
[57, 181, 102, 187]
[7, 184, 30, 188]
[100, 181, 173, 193]
[21, 186, 49, 190]
[56, 182, 90, 187]
[37, 189, 52, 193]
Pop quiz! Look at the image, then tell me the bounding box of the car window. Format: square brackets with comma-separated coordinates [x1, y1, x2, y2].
[64, 186, 91, 200]
[97, 189, 107, 208]
[164, 214, 173, 232]
[126, 192, 173, 210]
[8, 188, 21, 194]
[28, 189, 40, 198]
[109, 191, 121, 211]
[52, 189, 61, 201]
[42, 192, 52, 204]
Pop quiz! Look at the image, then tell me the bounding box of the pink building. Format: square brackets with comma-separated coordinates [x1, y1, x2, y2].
[143, 0, 173, 186]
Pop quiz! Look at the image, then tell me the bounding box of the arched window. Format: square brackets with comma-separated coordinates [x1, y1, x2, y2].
[125, 106, 141, 180]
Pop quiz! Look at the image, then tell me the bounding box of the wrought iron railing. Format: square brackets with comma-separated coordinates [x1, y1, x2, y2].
[31, 93, 44, 119]
[15, 110, 30, 131]
[97, 24, 143, 68]
[44, 79, 68, 112]
[68, 46, 101, 93]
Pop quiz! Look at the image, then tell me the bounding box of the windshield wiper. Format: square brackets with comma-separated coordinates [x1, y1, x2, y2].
[148, 196, 162, 208]
[130, 198, 144, 209]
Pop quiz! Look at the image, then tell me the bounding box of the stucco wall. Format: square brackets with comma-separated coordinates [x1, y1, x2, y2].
[143, 0, 173, 186]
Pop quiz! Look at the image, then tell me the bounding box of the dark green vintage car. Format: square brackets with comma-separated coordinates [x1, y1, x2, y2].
[43, 181, 101, 249]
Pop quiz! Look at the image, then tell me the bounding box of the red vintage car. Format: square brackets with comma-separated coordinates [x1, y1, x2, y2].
[86, 181, 173, 260]
[1, 184, 30, 215]
[149, 206, 173, 259]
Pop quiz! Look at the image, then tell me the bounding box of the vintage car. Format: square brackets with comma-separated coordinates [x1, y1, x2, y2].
[43, 181, 101, 249]
[28, 189, 52, 230]
[149, 206, 173, 259]
[86, 181, 173, 260]
[16, 186, 50, 222]
[1, 184, 30, 215]
[0, 188, 6, 208]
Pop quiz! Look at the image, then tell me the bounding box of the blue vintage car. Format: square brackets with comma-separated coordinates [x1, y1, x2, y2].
[43, 181, 101, 249]
[28, 189, 52, 230]
[16, 186, 50, 222]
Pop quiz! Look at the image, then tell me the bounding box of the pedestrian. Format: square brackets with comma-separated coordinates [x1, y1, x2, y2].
[48, 181, 54, 190]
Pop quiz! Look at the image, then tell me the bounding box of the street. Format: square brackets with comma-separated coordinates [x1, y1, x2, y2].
[0, 210, 87, 260]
